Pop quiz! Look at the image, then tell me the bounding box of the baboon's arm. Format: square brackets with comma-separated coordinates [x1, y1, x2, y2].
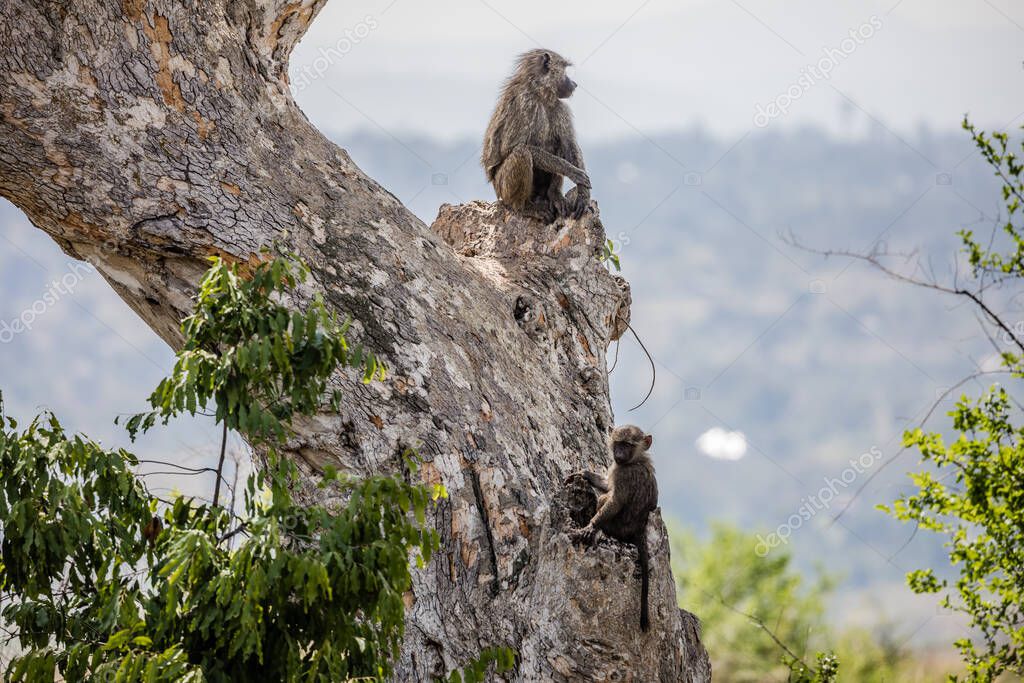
[581, 470, 609, 493]
[527, 147, 591, 188]
[563, 136, 586, 171]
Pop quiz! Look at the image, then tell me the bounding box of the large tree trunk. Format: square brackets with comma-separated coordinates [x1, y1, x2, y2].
[0, 2, 710, 680]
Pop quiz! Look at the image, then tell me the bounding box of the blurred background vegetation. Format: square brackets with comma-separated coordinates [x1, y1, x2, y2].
[670, 521, 964, 682]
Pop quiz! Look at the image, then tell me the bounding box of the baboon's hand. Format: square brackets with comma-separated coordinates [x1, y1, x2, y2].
[550, 194, 571, 220]
[572, 523, 597, 544]
[570, 186, 591, 219]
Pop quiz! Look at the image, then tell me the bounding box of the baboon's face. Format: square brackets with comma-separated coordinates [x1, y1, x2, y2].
[524, 50, 576, 99]
[610, 425, 652, 464]
[556, 72, 577, 99]
[546, 55, 577, 99]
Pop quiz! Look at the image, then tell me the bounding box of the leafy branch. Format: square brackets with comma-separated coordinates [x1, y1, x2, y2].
[0, 252, 514, 682]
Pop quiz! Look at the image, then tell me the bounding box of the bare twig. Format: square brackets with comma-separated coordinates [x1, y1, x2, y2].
[608, 338, 621, 374]
[626, 322, 657, 411]
[712, 592, 812, 673]
[213, 420, 228, 508]
[784, 234, 1024, 356]
[137, 469, 217, 478]
[136, 459, 217, 474]
[219, 521, 250, 545]
[829, 369, 1013, 525]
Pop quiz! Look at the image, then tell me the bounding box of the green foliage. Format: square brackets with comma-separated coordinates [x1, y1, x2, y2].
[446, 646, 516, 683]
[671, 523, 831, 682]
[958, 118, 1024, 281]
[670, 522, 955, 682]
[0, 252, 518, 682]
[881, 123, 1024, 683]
[1, 402, 444, 681]
[0, 403, 153, 648]
[882, 388, 1024, 682]
[123, 253, 385, 444]
[831, 627, 915, 683]
[600, 238, 621, 271]
[787, 652, 839, 683]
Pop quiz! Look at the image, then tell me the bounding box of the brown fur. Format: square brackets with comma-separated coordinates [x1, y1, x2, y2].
[481, 49, 591, 222]
[573, 424, 658, 631]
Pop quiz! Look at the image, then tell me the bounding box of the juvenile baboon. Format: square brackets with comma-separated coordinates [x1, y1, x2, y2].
[481, 49, 591, 223]
[571, 424, 659, 631]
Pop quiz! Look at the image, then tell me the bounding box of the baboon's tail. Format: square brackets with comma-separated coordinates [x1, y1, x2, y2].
[638, 529, 650, 632]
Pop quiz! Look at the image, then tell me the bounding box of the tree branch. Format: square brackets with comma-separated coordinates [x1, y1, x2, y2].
[0, 3, 708, 678]
[783, 234, 1024, 356]
[213, 420, 228, 508]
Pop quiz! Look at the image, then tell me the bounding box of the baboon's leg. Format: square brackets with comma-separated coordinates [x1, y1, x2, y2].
[519, 199, 558, 223]
[527, 146, 591, 188]
[544, 172, 568, 215]
[496, 147, 559, 222]
[494, 146, 533, 209]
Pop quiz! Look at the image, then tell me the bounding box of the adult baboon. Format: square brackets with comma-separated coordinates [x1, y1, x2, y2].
[481, 49, 591, 223]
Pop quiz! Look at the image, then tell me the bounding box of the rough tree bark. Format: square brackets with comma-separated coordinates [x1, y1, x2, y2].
[0, 2, 710, 680]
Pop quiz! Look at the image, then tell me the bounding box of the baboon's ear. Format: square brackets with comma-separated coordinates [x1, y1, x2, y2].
[644, 434, 653, 450]
[541, 52, 551, 71]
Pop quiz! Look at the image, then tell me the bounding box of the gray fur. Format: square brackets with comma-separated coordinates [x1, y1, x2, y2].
[481, 49, 591, 222]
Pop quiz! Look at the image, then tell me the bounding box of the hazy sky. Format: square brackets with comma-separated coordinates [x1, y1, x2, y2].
[290, 0, 1024, 142]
